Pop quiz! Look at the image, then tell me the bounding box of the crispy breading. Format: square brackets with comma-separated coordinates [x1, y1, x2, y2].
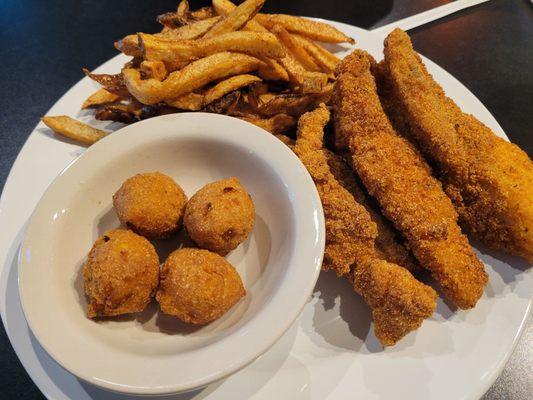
[382, 29, 533, 262]
[294, 104, 436, 346]
[325, 151, 419, 273]
[333, 50, 487, 309]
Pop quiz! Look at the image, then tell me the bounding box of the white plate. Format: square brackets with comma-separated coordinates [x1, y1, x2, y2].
[17, 113, 325, 395]
[1, 21, 531, 400]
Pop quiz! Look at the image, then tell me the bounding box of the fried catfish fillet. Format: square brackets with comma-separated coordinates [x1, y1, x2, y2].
[333, 50, 487, 309]
[294, 104, 436, 346]
[381, 29, 533, 262]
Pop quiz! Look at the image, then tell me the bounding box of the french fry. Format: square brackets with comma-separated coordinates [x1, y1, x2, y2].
[157, 0, 190, 28]
[115, 35, 140, 56]
[291, 34, 339, 74]
[212, 0, 268, 33]
[271, 25, 321, 72]
[204, 74, 261, 105]
[156, 16, 221, 40]
[123, 52, 265, 104]
[82, 88, 120, 109]
[176, 0, 190, 22]
[166, 75, 260, 109]
[240, 113, 296, 135]
[204, 0, 265, 38]
[189, 6, 216, 20]
[257, 57, 289, 81]
[277, 50, 328, 93]
[204, 91, 241, 114]
[257, 90, 331, 117]
[166, 92, 204, 111]
[42, 116, 107, 145]
[82, 69, 130, 98]
[139, 31, 284, 71]
[94, 104, 139, 124]
[256, 13, 354, 44]
[140, 60, 168, 80]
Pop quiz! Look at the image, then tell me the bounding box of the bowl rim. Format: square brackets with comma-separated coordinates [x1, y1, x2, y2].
[18, 112, 325, 395]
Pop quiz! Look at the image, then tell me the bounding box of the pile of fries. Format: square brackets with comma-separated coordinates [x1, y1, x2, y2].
[43, 0, 354, 145]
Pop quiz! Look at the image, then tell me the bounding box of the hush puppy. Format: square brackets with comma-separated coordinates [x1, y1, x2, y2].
[156, 248, 245, 324]
[83, 229, 159, 318]
[113, 172, 187, 239]
[184, 177, 255, 255]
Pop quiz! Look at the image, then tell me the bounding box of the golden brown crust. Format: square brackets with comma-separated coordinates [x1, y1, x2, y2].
[294, 105, 436, 346]
[295, 104, 376, 276]
[325, 151, 419, 273]
[349, 259, 436, 346]
[333, 50, 487, 309]
[184, 177, 255, 255]
[113, 172, 187, 239]
[83, 229, 159, 318]
[382, 29, 533, 262]
[156, 248, 245, 324]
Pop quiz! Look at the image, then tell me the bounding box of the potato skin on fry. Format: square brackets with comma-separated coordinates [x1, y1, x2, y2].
[156, 248, 245, 324]
[256, 13, 354, 44]
[113, 172, 188, 239]
[83, 229, 159, 318]
[184, 177, 255, 255]
[123, 52, 264, 104]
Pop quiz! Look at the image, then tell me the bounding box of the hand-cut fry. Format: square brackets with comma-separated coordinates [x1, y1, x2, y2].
[115, 35, 140, 56]
[257, 57, 288, 81]
[204, 0, 265, 38]
[166, 74, 260, 109]
[278, 53, 328, 93]
[292, 34, 340, 73]
[256, 90, 331, 117]
[155, 16, 221, 40]
[272, 25, 321, 72]
[42, 116, 107, 145]
[213, 0, 268, 33]
[138, 32, 284, 71]
[166, 92, 204, 110]
[83, 69, 130, 98]
[176, 0, 190, 22]
[189, 6, 216, 20]
[256, 13, 354, 44]
[140, 60, 167, 80]
[156, 0, 190, 28]
[204, 74, 261, 105]
[240, 113, 296, 135]
[123, 52, 264, 105]
[94, 104, 139, 124]
[82, 88, 120, 109]
[204, 91, 241, 114]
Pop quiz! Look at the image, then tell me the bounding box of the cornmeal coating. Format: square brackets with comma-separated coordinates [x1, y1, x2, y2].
[333, 50, 487, 309]
[184, 177, 255, 255]
[156, 248, 245, 324]
[83, 229, 159, 318]
[113, 172, 187, 239]
[382, 29, 533, 262]
[295, 104, 436, 346]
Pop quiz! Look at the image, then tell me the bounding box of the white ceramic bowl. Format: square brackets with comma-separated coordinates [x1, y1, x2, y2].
[18, 113, 325, 395]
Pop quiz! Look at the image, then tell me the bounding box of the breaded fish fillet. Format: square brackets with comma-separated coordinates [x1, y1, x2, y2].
[325, 151, 419, 273]
[333, 50, 488, 309]
[294, 104, 436, 346]
[382, 29, 533, 262]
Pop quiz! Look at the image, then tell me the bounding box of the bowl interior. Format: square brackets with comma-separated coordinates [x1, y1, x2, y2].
[19, 114, 324, 394]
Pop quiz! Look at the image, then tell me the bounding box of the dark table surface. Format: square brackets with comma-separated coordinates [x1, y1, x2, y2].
[0, 0, 531, 399]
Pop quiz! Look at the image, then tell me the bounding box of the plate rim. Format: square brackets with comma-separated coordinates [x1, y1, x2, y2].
[0, 20, 530, 400]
